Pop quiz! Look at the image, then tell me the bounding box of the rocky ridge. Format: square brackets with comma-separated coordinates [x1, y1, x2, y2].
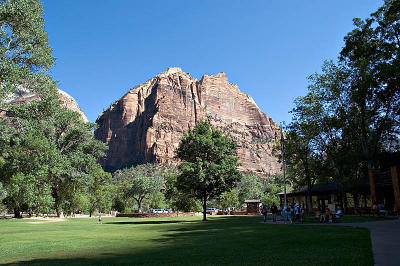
[95, 67, 281, 177]
[1, 87, 88, 122]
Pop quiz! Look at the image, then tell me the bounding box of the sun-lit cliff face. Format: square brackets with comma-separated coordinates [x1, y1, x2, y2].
[95, 67, 281, 177]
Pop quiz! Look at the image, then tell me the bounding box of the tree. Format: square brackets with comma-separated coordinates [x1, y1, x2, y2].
[87, 166, 115, 217]
[219, 189, 239, 209]
[0, 97, 108, 217]
[0, 0, 54, 107]
[146, 192, 165, 210]
[0, 0, 108, 217]
[0, 113, 60, 217]
[282, 118, 325, 213]
[0, 182, 6, 214]
[0, 0, 55, 199]
[114, 164, 164, 213]
[339, 0, 400, 201]
[176, 120, 241, 221]
[237, 174, 264, 204]
[164, 172, 202, 212]
[306, 61, 366, 212]
[262, 174, 289, 206]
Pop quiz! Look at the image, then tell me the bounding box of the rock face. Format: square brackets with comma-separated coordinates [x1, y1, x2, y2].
[95, 67, 281, 177]
[1, 87, 88, 122]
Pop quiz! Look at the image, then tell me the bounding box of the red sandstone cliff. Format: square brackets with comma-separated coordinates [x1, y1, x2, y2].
[95, 67, 281, 176]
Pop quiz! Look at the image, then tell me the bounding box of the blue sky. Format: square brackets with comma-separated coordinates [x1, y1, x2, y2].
[42, 0, 383, 124]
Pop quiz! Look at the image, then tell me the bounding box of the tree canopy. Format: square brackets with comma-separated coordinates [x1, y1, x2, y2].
[0, 0, 109, 217]
[114, 164, 164, 213]
[176, 120, 241, 221]
[283, 0, 400, 212]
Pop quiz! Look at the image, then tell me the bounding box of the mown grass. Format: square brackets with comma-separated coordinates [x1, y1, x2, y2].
[0, 216, 373, 265]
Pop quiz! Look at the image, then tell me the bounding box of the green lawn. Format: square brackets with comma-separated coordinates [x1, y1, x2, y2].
[0, 216, 373, 265]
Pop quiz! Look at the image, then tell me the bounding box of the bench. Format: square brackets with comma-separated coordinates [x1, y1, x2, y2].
[355, 208, 372, 216]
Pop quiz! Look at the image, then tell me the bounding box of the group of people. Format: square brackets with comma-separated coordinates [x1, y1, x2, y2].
[372, 203, 388, 216]
[261, 202, 346, 224]
[261, 203, 305, 224]
[281, 203, 305, 224]
[261, 203, 279, 223]
[319, 206, 343, 223]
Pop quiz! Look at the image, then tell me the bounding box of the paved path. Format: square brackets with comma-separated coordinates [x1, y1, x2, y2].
[262, 217, 400, 266]
[339, 219, 400, 266]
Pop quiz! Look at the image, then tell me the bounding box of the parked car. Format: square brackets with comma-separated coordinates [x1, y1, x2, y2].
[150, 209, 165, 213]
[206, 208, 218, 214]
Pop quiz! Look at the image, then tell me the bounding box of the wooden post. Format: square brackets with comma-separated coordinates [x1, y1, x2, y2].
[390, 165, 400, 213]
[369, 171, 377, 205]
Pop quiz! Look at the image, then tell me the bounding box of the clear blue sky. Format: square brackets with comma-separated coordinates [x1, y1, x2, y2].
[42, 0, 383, 124]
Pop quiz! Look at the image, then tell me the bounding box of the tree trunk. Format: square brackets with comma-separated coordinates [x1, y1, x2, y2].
[203, 193, 207, 221]
[14, 206, 21, 218]
[363, 193, 368, 208]
[341, 186, 348, 213]
[89, 210, 92, 217]
[353, 192, 359, 209]
[306, 174, 313, 213]
[54, 197, 62, 217]
[137, 199, 142, 213]
[306, 182, 313, 214]
[304, 153, 313, 214]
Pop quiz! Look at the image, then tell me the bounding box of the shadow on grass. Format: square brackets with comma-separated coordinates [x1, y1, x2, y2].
[105, 220, 200, 225]
[3, 216, 374, 266]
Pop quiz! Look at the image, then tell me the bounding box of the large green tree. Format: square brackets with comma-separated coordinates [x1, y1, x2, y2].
[176, 120, 241, 221]
[284, 0, 400, 213]
[0, 0, 108, 217]
[1, 94, 108, 217]
[0, 0, 54, 107]
[237, 174, 264, 204]
[340, 0, 400, 172]
[114, 164, 164, 213]
[87, 166, 115, 217]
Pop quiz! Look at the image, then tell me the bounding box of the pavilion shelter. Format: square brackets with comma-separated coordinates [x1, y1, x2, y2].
[244, 200, 262, 214]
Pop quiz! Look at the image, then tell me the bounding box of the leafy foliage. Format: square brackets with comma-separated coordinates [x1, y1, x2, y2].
[282, 0, 400, 212]
[0, 0, 108, 217]
[114, 163, 164, 213]
[164, 172, 202, 212]
[176, 120, 241, 220]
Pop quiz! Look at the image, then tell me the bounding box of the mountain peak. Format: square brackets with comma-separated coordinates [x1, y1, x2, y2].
[157, 67, 184, 78]
[96, 68, 281, 176]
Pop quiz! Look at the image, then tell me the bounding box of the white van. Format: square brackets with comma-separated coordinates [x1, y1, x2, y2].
[150, 209, 164, 213]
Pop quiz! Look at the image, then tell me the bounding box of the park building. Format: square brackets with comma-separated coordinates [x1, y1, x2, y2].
[278, 154, 400, 215]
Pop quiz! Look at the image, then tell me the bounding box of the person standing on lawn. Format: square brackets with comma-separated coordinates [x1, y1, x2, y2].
[284, 206, 292, 224]
[262, 204, 268, 223]
[270, 203, 278, 222]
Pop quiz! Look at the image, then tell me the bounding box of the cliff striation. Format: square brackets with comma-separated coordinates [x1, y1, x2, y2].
[95, 67, 281, 176]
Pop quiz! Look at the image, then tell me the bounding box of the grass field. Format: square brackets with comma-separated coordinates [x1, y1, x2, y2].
[0, 216, 373, 265]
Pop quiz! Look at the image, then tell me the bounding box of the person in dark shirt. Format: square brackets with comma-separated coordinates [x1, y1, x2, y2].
[262, 204, 268, 223]
[270, 203, 278, 222]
